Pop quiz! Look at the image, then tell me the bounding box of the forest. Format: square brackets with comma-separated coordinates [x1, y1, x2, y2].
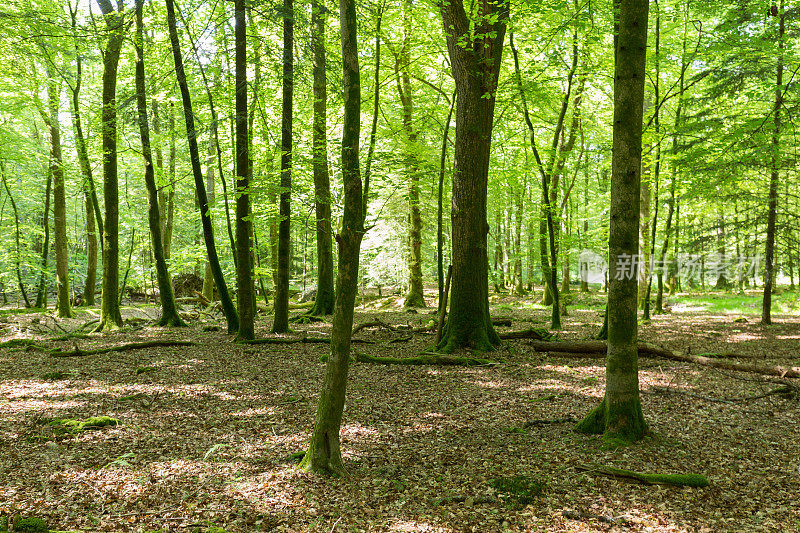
[0, 0, 799, 531]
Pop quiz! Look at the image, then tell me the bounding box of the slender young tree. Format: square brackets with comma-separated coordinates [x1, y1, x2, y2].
[306, 0, 335, 317]
[165, 0, 239, 333]
[576, 0, 650, 442]
[301, 0, 365, 476]
[95, 0, 125, 330]
[234, 0, 255, 340]
[134, 0, 183, 327]
[272, 0, 294, 333]
[762, 0, 784, 325]
[0, 162, 30, 308]
[435, 0, 509, 352]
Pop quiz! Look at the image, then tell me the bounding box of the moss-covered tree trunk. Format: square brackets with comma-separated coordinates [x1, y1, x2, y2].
[576, 0, 649, 442]
[165, 0, 239, 333]
[301, 0, 365, 476]
[234, 0, 255, 340]
[134, 0, 183, 327]
[394, 0, 425, 309]
[762, 0, 783, 325]
[95, 0, 124, 330]
[308, 0, 335, 317]
[434, 0, 508, 353]
[272, 0, 294, 334]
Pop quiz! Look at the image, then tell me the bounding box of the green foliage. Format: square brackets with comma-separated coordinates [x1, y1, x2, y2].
[12, 517, 49, 533]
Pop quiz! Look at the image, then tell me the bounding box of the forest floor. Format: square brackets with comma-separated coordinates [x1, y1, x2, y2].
[0, 289, 799, 532]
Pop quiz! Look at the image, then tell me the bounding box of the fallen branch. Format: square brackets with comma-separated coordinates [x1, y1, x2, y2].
[648, 384, 796, 403]
[523, 416, 576, 427]
[352, 318, 435, 336]
[576, 464, 708, 487]
[525, 340, 800, 379]
[50, 340, 196, 358]
[492, 318, 513, 327]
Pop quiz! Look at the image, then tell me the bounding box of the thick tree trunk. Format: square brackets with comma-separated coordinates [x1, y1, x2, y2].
[94, 0, 124, 330]
[234, 0, 255, 340]
[308, 0, 335, 317]
[435, 0, 508, 353]
[577, 0, 649, 442]
[272, 0, 294, 334]
[134, 0, 183, 327]
[762, 0, 783, 325]
[165, 0, 239, 333]
[302, 0, 365, 476]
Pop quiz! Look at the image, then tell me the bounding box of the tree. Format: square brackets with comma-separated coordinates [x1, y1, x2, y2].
[95, 0, 126, 331]
[235, 0, 255, 340]
[165, 0, 239, 334]
[762, 0, 784, 325]
[301, 0, 365, 476]
[272, 0, 294, 334]
[435, 0, 509, 352]
[576, 0, 650, 442]
[307, 0, 335, 317]
[134, 0, 184, 327]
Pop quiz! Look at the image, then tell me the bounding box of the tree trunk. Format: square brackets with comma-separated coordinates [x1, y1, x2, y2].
[134, 0, 183, 327]
[35, 161, 52, 310]
[272, 0, 294, 333]
[202, 134, 216, 302]
[94, 0, 124, 330]
[233, 0, 255, 339]
[0, 162, 30, 307]
[513, 187, 525, 295]
[67, 6, 101, 306]
[301, 0, 365, 476]
[394, 0, 425, 309]
[437, 92, 455, 309]
[308, 0, 335, 317]
[762, 0, 783, 325]
[165, 0, 239, 333]
[577, 0, 649, 442]
[435, 0, 508, 352]
[44, 68, 73, 318]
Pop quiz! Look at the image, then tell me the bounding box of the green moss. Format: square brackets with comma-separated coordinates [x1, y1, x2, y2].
[13, 517, 49, 532]
[135, 366, 156, 375]
[41, 371, 68, 381]
[489, 476, 546, 507]
[48, 416, 119, 433]
[284, 450, 306, 463]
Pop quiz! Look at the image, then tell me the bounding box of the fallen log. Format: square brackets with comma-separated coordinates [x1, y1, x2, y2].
[352, 318, 435, 335]
[353, 351, 497, 367]
[50, 340, 196, 358]
[499, 327, 554, 341]
[241, 336, 374, 345]
[525, 340, 800, 379]
[576, 464, 708, 488]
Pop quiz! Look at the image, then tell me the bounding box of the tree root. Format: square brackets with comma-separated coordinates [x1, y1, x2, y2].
[241, 336, 374, 345]
[576, 464, 708, 487]
[525, 340, 800, 379]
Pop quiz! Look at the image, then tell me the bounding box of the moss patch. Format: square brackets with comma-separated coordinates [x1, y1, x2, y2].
[48, 415, 119, 434]
[12, 516, 49, 532]
[489, 476, 546, 507]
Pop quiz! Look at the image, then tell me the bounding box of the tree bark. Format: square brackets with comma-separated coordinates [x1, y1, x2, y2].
[272, 0, 294, 334]
[301, 0, 365, 476]
[308, 0, 335, 317]
[0, 162, 30, 307]
[134, 0, 184, 327]
[435, 0, 508, 352]
[576, 0, 650, 442]
[165, 0, 239, 333]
